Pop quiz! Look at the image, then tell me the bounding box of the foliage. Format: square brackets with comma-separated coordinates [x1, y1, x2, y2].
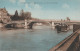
[11, 10, 32, 20]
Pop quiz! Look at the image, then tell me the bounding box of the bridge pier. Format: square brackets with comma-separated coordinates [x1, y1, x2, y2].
[51, 22, 55, 29]
[24, 19, 28, 29]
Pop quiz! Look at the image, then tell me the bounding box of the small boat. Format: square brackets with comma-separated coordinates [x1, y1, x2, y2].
[55, 24, 69, 33]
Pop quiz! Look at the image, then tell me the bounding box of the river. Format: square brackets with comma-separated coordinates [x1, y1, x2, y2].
[0, 25, 73, 51]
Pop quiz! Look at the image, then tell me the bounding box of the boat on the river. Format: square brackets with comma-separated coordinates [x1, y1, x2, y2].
[55, 23, 70, 33]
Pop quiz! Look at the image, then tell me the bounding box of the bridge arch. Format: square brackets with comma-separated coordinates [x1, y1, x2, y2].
[5, 23, 17, 28]
[27, 21, 37, 29]
[27, 21, 55, 29]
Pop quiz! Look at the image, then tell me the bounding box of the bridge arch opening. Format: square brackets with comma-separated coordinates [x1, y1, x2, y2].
[27, 21, 53, 29]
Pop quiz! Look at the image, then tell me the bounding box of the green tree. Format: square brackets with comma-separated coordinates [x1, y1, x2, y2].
[11, 10, 19, 20]
[15, 10, 18, 17]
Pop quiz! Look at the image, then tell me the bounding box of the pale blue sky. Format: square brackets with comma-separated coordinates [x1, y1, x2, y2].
[0, 0, 80, 20]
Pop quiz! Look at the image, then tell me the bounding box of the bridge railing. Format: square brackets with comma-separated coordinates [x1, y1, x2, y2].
[49, 29, 80, 51]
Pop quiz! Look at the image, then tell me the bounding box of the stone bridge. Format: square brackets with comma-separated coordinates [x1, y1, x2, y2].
[2, 20, 80, 29]
[3, 20, 55, 29]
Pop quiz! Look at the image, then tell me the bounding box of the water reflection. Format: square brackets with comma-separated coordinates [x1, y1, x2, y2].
[0, 25, 73, 51]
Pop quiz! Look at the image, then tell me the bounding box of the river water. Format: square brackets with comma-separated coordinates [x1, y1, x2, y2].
[0, 25, 73, 51]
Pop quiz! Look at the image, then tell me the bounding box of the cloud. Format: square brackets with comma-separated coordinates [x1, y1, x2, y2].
[30, 2, 41, 9]
[19, 0, 25, 3]
[25, 2, 41, 10]
[30, 2, 35, 6]
[25, 3, 29, 8]
[62, 3, 70, 9]
[25, 3, 31, 10]
[9, 0, 16, 3]
[34, 4, 41, 9]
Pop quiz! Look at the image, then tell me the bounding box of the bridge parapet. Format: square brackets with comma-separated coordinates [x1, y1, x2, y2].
[49, 29, 80, 51]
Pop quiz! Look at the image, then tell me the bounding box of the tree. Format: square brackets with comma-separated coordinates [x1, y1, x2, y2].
[15, 10, 18, 17]
[20, 9, 25, 20]
[24, 12, 31, 20]
[11, 10, 19, 20]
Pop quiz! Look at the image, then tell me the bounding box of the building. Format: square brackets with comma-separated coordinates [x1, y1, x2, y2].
[0, 7, 11, 23]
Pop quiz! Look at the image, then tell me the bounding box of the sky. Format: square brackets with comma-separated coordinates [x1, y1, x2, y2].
[0, 0, 80, 20]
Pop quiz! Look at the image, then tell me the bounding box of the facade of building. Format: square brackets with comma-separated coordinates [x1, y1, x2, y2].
[0, 8, 11, 23]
